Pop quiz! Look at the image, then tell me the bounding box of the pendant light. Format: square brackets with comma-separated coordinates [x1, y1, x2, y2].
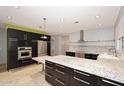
[41, 18, 47, 39]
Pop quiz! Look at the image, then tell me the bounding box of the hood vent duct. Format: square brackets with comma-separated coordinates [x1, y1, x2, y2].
[78, 30, 84, 42]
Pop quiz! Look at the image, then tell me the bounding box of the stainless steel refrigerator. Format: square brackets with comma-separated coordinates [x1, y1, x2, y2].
[38, 41, 47, 56]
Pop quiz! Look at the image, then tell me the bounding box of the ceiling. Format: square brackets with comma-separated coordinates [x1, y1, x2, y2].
[0, 6, 121, 35]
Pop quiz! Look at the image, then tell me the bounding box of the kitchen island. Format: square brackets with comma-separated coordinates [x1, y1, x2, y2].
[45, 55, 124, 86]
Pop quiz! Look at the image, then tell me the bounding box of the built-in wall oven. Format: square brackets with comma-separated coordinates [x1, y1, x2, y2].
[18, 47, 32, 60]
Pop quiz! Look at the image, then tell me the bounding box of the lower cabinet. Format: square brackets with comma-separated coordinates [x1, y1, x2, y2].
[71, 69, 97, 86]
[45, 61, 72, 86]
[18, 59, 37, 67]
[45, 61, 124, 86]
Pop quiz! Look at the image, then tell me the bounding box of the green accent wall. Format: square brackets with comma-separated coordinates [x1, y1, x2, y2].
[5, 23, 48, 35]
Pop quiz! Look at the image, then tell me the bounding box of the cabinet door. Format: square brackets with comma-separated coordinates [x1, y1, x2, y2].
[7, 41, 18, 70]
[7, 28, 26, 41]
[27, 32, 40, 40]
[31, 40, 38, 57]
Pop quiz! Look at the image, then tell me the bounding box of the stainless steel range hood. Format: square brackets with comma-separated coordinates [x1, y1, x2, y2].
[78, 30, 84, 42]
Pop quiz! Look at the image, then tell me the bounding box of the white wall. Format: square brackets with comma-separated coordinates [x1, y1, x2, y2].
[84, 28, 114, 41]
[115, 6, 124, 40]
[0, 28, 5, 64]
[115, 7, 124, 55]
[69, 27, 114, 42]
[53, 35, 69, 55]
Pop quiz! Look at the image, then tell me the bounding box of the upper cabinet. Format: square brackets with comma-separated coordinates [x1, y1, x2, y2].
[7, 28, 27, 41]
[7, 28, 50, 41]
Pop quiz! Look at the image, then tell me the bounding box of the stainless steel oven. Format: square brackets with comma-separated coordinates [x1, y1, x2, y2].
[18, 47, 32, 60]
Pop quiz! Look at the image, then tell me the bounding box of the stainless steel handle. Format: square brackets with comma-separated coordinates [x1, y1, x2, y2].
[45, 73, 52, 78]
[56, 69, 65, 74]
[102, 79, 120, 86]
[55, 78, 65, 85]
[73, 76, 90, 85]
[46, 65, 53, 69]
[56, 64, 65, 68]
[74, 70, 90, 77]
[46, 62, 53, 65]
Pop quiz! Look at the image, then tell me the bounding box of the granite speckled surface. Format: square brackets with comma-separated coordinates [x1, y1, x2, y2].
[45, 55, 124, 84]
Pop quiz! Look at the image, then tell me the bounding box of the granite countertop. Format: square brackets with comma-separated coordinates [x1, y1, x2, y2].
[45, 55, 124, 84]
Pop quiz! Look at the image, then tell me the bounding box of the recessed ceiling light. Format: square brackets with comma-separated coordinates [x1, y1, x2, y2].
[99, 24, 102, 26]
[7, 16, 12, 20]
[13, 6, 19, 9]
[39, 26, 42, 29]
[74, 21, 79, 23]
[96, 15, 100, 18]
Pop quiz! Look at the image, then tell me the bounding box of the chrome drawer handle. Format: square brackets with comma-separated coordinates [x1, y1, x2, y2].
[56, 69, 65, 74]
[102, 79, 120, 86]
[22, 60, 29, 63]
[56, 64, 65, 68]
[46, 65, 53, 69]
[74, 70, 90, 77]
[46, 62, 54, 65]
[45, 73, 52, 78]
[74, 77, 90, 85]
[55, 78, 65, 85]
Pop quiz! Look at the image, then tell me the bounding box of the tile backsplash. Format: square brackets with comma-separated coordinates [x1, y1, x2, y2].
[68, 40, 116, 55]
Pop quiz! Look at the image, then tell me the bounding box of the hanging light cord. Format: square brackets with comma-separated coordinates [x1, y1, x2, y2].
[42, 18, 47, 39]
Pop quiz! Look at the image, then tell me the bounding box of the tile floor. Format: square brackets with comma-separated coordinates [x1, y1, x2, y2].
[0, 64, 51, 86]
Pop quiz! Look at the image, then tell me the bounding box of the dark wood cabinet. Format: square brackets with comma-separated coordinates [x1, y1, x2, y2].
[45, 61, 124, 86]
[7, 28, 51, 70]
[66, 52, 75, 57]
[31, 40, 38, 57]
[27, 32, 38, 40]
[7, 28, 29, 41]
[7, 41, 18, 70]
[45, 61, 72, 86]
[71, 69, 97, 86]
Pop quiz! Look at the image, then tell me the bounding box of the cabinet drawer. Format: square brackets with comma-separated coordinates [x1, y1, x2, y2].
[45, 66, 55, 74]
[73, 69, 97, 85]
[98, 77, 124, 86]
[45, 60, 55, 69]
[55, 68, 70, 83]
[71, 76, 91, 86]
[45, 72, 56, 85]
[55, 63, 72, 73]
[55, 63, 72, 84]
[54, 78, 68, 86]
